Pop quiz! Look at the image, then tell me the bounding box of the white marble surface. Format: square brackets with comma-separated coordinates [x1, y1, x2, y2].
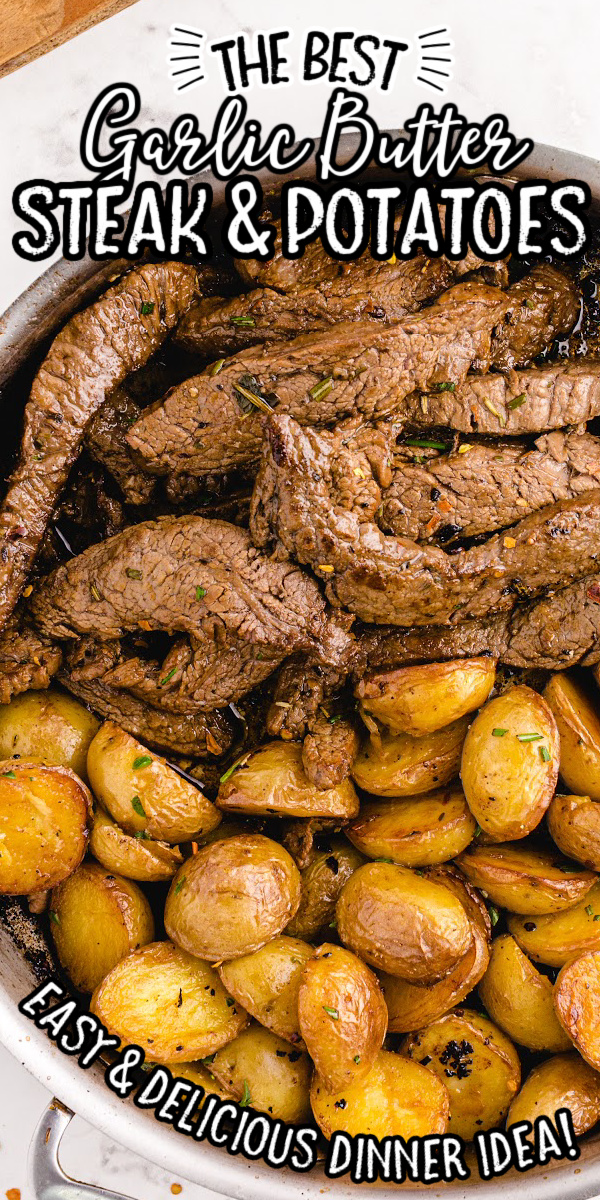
[1, 0, 600, 1195]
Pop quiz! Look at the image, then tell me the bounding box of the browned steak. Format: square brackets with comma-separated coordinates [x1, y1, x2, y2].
[86, 389, 157, 505]
[0, 613, 62, 704]
[489, 263, 580, 369]
[301, 713, 360, 790]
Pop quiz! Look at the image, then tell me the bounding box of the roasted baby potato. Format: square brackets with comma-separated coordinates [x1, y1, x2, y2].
[298, 943, 387, 1092]
[161, 1059, 233, 1102]
[209, 1023, 312, 1124]
[554, 949, 600, 1069]
[356, 658, 496, 737]
[50, 862, 154, 993]
[351, 717, 469, 798]
[460, 685, 559, 840]
[165, 834, 301, 961]
[0, 759, 90, 895]
[456, 841, 596, 915]
[346, 789, 476, 867]
[87, 721, 221, 844]
[90, 941, 247, 1062]
[311, 1049, 449, 1140]
[548, 793, 600, 871]
[0, 690, 99, 778]
[545, 673, 600, 800]
[402, 1008, 521, 1139]
[286, 839, 364, 941]
[478, 934, 570, 1052]
[217, 741, 359, 819]
[219, 935, 312, 1044]
[90, 806, 183, 882]
[336, 861, 472, 983]
[508, 879, 600, 966]
[507, 1052, 600, 1135]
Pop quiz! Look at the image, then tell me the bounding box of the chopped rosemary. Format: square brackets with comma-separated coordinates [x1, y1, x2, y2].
[404, 438, 447, 450]
[516, 732, 543, 742]
[49, 910, 60, 925]
[219, 754, 247, 784]
[309, 376, 334, 402]
[323, 1006, 339, 1020]
[160, 667, 177, 687]
[174, 877, 186, 894]
[539, 745, 551, 763]
[429, 381, 456, 393]
[586, 904, 594, 916]
[488, 904, 500, 926]
[133, 755, 152, 770]
[240, 1079, 252, 1107]
[195, 586, 206, 601]
[210, 358, 225, 376]
[233, 378, 273, 415]
[90, 582, 102, 602]
[140, 301, 155, 315]
[353, 1055, 361, 1064]
[492, 728, 508, 737]
[1, 771, 16, 779]
[131, 795, 146, 818]
[507, 393, 527, 410]
[133, 830, 150, 840]
[230, 315, 255, 327]
[126, 568, 142, 580]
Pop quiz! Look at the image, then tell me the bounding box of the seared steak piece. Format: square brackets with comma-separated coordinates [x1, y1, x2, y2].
[0, 613, 62, 704]
[266, 654, 348, 740]
[0, 262, 198, 631]
[302, 713, 360, 790]
[128, 282, 510, 477]
[86, 390, 157, 505]
[489, 263, 580, 370]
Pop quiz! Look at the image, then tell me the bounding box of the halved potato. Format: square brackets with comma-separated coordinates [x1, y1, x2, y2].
[298, 943, 387, 1092]
[219, 935, 312, 1044]
[0, 759, 90, 895]
[311, 1049, 449, 1140]
[90, 941, 247, 1062]
[351, 717, 469, 798]
[548, 793, 600, 871]
[165, 834, 301, 961]
[545, 673, 600, 800]
[217, 741, 359, 819]
[346, 789, 476, 867]
[460, 685, 559, 840]
[356, 658, 496, 737]
[87, 721, 221, 844]
[402, 1008, 521, 1139]
[507, 1052, 600, 1135]
[478, 934, 570, 1052]
[286, 839, 364, 941]
[336, 861, 472, 983]
[508, 879, 600, 967]
[554, 950, 600, 1069]
[50, 862, 154, 993]
[210, 1023, 312, 1124]
[456, 841, 596, 915]
[0, 690, 99, 778]
[90, 806, 183, 882]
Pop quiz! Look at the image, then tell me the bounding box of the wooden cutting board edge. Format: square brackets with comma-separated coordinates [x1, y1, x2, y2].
[0, 0, 140, 79]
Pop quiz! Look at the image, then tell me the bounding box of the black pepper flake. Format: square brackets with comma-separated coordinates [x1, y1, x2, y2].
[334, 1099, 347, 1110]
[420, 1055, 432, 1066]
[430, 487, 441, 502]
[524, 921, 537, 931]
[288, 1051, 302, 1063]
[325, 855, 339, 874]
[177, 988, 183, 1008]
[438, 1038, 473, 1079]
[276, 1050, 286, 1057]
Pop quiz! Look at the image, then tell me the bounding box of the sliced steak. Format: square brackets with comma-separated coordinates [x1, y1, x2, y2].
[302, 713, 360, 790]
[267, 654, 348, 740]
[86, 389, 157, 505]
[0, 613, 62, 704]
[0, 263, 198, 630]
[489, 263, 580, 369]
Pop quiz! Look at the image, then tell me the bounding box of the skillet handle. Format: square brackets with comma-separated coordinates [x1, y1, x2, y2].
[29, 1099, 137, 1200]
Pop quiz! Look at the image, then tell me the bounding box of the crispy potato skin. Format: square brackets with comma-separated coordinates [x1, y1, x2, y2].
[336, 862, 472, 983]
[90, 806, 183, 882]
[545, 674, 600, 800]
[298, 943, 387, 1092]
[456, 840, 596, 915]
[460, 685, 559, 840]
[90, 941, 247, 1062]
[352, 717, 469, 798]
[548, 793, 600, 871]
[0, 690, 99, 778]
[219, 935, 312, 1044]
[286, 839, 364, 941]
[310, 1049, 449, 1140]
[507, 1051, 600, 1135]
[0, 759, 90, 895]
[478, 934, 570, 1052]
[554, 949, 600, 1069]
[402, 1008, 521, 1139]
[87, 721, 221, 844]
[210, 1023, 312, 1124]
[508, 880, 600, 967]
[50, 861, 154, 993]
[347, 789, 476, 867]
[217, 741, 359, 819]
[165, 834, 301, 961]
[356, 658, 496, 737]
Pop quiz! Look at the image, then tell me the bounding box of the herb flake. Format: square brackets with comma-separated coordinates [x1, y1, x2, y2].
[133, 755, 152, 770]
[492, 728, 508, 738]
[131, 795, 146, 818]
[323, 1006, 339, 1020]
[160, 667, 177, 687]
[140, 301, 155, 316]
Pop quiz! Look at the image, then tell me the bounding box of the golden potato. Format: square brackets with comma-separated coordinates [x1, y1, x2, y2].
[356, 658, 496, 737]
[352, 718, 469, 798]
[554, 950, 600, 1069]
[0, 690, 99, 778]
[160, 1060, 232, 1102]
[336, 862, 472, 983]
[90, 806, 183, 882]
[298, 943, 387, 1092]
[219, 935, 312, 1044]
[0, 759, 90, 895]
[402, 1008, 521, 1139]
[209, 1023, 312, 1124]
[90, 941, 247, 1062]
[311, 1049, 449, 1140]
[286, 839, 364, 941]
[50, 862, 154, 993]
[478, 934, 570, 1052]
[460, 685, 559, 840]
[165, 834, 301, 961]
[548, 793, 600, 871]
[545, 673, 600, 800]
[87, 721, 220, 844]
[456, 841, 596, 915]
[508, 879, 600, 967]
[217, 741, 359, 820]
[346, 789, 476, 867]
[507, 1052, 600, 1135]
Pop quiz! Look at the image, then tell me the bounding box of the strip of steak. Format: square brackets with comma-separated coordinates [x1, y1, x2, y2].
[0, 263, 199, 631]
[489, 263, 580, 369]
[86, 389, 157, 505]
[0, 613, 62, 704]
[301, 714, 360, 790]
